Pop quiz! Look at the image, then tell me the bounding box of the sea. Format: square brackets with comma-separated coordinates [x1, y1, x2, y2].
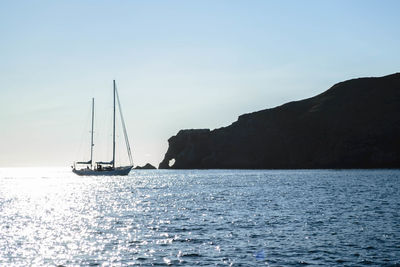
[0, 168, 399, 266]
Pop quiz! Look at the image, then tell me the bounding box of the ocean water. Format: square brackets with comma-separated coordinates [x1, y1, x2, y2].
[0, 168, 399, 266]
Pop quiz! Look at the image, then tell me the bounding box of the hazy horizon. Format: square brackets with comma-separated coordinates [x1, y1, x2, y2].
[1, 0, 400, 167]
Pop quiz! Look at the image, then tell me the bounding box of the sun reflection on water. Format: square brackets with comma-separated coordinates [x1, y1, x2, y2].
[0, 167, 145, 265]
[0, 168, 399, 266]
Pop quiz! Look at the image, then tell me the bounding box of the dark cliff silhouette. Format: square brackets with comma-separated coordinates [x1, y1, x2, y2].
[159, 73, 400, 169]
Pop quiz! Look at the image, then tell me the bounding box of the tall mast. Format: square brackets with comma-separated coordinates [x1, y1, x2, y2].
[112, 80, 116, 168]
[90, 98, 95, 169]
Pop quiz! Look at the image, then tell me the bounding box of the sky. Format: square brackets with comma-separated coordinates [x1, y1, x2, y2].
[1, 0, 399, 167]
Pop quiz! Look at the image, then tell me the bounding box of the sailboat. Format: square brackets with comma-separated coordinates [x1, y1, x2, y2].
[72, 80, 133, 176]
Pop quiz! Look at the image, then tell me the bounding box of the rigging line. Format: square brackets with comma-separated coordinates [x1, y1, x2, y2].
[115, 87, 133, 166]
[115, 86, 134, 166]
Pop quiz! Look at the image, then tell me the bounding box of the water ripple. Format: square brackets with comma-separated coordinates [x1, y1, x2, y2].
[0, 168, 399, 266]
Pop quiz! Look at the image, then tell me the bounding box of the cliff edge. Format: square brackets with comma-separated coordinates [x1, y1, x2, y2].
[159, 73, 400, 169]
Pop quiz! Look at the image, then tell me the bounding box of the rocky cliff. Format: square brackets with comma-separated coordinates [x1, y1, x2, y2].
[159, 73, 400, 169]
[134, 163, 157, 169]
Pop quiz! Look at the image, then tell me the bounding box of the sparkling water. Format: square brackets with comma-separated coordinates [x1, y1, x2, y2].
[0, 168, 399, 266]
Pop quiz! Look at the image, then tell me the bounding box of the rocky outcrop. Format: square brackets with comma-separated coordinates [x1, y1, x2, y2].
[135, 163, 157, 169]
[159, 73, 400, 169]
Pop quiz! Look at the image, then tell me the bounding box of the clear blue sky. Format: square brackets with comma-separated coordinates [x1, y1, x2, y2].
[1, 0, 399, 167]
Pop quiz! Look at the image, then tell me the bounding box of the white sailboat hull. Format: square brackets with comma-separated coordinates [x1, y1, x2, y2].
[72, 166, 133, 176]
